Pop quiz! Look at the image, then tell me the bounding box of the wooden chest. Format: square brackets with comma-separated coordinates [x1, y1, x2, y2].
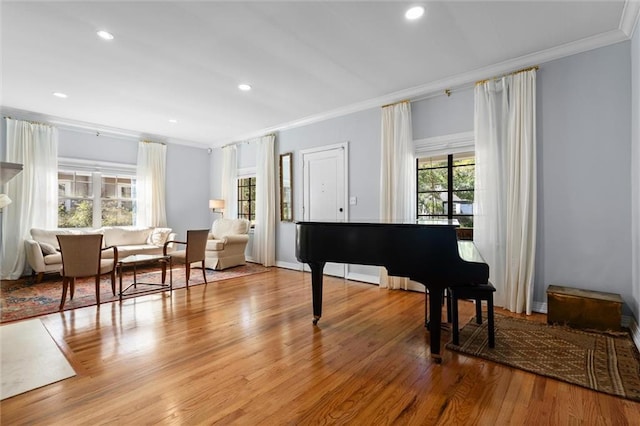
[547, 285, 623, 331]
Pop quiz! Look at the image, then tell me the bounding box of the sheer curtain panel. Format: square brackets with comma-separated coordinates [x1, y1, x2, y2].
[379, 102, 416, 289]
[474, 69, 537, 314]
[1, 118, 58, 279]
[221, 145, 238, 219]
[136, 141, 167, 227]
[253, 135, 276, 266]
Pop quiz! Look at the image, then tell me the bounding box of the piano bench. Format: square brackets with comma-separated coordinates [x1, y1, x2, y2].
[448, 283, 496, 348]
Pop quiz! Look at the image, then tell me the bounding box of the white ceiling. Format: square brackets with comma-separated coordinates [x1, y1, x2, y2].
[1, 1, 638, 148]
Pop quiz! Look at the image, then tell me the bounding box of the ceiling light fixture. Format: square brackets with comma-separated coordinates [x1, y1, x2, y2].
[405, 6, 425, 20]
[52, 92, 68, 98]
[169, 119, 178, 124]
[238, 84, 252, 91]
[96, 30, 114, 40]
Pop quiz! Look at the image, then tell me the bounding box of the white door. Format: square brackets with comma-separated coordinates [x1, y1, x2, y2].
[302, 143, 348, 278]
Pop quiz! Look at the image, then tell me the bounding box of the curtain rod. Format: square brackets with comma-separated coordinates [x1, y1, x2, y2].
[475, 65, 539, 86]
[381, 99, 410, 109]
[3, 116, 52, 127]
[140, 140, 166, 145]
[380, 84, 471, 108]
[222, 133, 276, 149]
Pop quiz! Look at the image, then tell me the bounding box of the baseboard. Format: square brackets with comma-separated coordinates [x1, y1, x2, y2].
[532, 301, 636, 336]
[275, 260, 303, 271]
[532, 301, 547, 314]
[274, 264, 383, 285]
[345, 272, 379, 285]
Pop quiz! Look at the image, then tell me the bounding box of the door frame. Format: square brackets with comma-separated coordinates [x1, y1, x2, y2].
[300, 142, 349, 278]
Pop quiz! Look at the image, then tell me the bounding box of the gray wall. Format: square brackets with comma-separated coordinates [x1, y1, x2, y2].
[57, 128, 211, 240]
[536, 41, 632, 312]
[412, 87, 474, 139]
[277, 108, 381, 276]
[213, 41, 636, 316]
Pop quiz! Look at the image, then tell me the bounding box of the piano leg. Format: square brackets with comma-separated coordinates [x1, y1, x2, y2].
[309, 261, 325, 325]
[428, 288, 443, 363]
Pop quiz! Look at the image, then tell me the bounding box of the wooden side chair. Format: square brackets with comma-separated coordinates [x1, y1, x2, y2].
[161, 229, 209, 289]
[56, 234, 118, 310]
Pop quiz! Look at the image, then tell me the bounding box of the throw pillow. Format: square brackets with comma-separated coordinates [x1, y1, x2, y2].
[39, 242, 58, 255]
[149, 228, 172, 246]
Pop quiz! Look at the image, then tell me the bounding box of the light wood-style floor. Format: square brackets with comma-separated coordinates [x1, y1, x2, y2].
[1, 268, 639, 425]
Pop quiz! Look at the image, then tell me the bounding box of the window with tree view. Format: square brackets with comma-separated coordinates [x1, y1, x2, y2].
[58, 170, 135, 228]
[237, 176, 256, 224]
[417, 152, 475, 228]
[58, 171, 93, 228]
[101, 175, 134, 226]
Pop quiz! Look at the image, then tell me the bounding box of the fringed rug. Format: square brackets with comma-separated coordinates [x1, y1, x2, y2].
[0, 263, 270, 323]
[446, 313, 640, 402]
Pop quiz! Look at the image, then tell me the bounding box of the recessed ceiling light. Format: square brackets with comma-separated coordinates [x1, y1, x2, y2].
[238, 84, 252, 91]
[97, 30, 114, 40]
[405, 6, 425, 20]
[168, 119, 178, 124]
[52, 92, 68, 98]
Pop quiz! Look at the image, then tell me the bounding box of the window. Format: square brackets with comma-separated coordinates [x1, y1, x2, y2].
[417, 151, 475, 228]
[237, 176, 256, 223]
[101, 175, 135, 226]
[58, 160, 136, 228]
[58, 171, 94, 228]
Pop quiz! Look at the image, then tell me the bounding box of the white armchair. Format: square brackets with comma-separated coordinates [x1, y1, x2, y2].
[205, 218, 251, 270]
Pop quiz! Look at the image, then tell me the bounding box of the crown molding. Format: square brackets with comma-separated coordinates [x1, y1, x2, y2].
[621, 0, 640, 37]
[214, 26, 631, 147]
[1, 106, 207, 150]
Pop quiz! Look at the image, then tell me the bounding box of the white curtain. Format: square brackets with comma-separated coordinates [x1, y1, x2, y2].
[136, 141, 167, 227]
[253, 135, 276, 266]
[221, 145, 238, 219]
[1, 118, 58, 279]
[474, 69, 537, 314]
[379, 102, 416, 289]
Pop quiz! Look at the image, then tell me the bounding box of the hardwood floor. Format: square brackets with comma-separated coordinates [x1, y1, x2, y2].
[1, 268, 639, 424]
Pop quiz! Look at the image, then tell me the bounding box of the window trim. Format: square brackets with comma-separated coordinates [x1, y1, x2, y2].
[414, 131, 474, 158]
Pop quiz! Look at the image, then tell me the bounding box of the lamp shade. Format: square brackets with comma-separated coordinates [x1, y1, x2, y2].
[209, 199, 225, 209]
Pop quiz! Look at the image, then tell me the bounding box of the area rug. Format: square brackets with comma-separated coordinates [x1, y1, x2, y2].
[0, 263, 270, 323]
[1, 319, 76, 399]
[446, 313, 640, 402]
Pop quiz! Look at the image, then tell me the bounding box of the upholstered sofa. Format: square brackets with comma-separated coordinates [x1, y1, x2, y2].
[205, 218, 251, 270]
[25, 226, 176, 282]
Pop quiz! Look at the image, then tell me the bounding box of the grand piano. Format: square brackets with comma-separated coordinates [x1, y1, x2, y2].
[295, 221, 489, 362]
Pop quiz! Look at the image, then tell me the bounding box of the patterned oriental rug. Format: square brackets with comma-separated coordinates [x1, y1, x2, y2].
[0, 263, 270, 323]
[446, 313, 640, 402]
